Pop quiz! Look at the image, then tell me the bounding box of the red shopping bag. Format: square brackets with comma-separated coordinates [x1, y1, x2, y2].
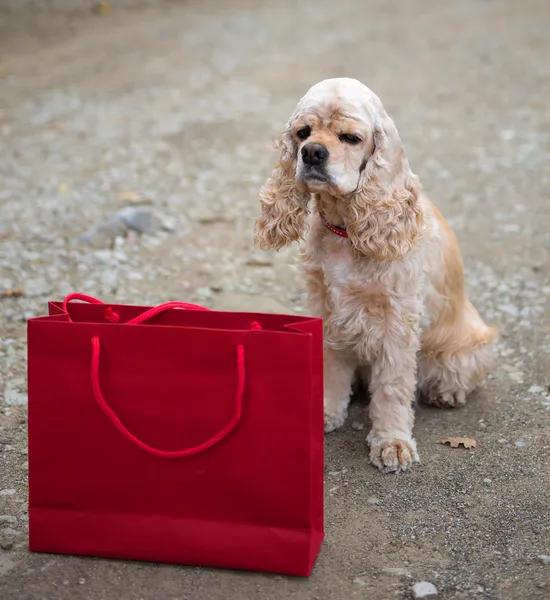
[27, 294, 324, 576]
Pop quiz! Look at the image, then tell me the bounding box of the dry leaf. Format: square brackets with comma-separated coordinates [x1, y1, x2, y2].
[440, 437, 477, 449]
[245, 258, 274, 267]
[198, 216, 234, 225]
[117, 191, 141, 202]
[50, 121, 66, 132]
[93, 2, 113, 14]
[0, 288, 24, 299]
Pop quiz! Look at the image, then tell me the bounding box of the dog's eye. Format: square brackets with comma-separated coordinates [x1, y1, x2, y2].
[339, 133, 362, 145]
[296, 127, 311, 141]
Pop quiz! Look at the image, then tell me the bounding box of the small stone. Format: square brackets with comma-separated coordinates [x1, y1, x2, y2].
[366, 495, 379, 505]
[0, 516, 17, 526]
[354, 575, 369, 586]
[514, 441, 525, 447]
[196, 286, 213, 300]
[382, 567, 410, 577]
[0, 528, 20, 537]
[117, 207, 162, 235]
[0, 539, 13, 550]
[0, 489, 16, 496]
[538, 555, 550, 565]
[483, 478, 492, 486]
[351, 421, 364, 431]
[4, 380, 28, 405]
[78, 578, 86, 585]
[412, 581, 438, 599]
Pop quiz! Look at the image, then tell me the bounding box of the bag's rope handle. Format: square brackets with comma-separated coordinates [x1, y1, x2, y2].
[62, 293, 210, 323]
[90, 336, 245, 458]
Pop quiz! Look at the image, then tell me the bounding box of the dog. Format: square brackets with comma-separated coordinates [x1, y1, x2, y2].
[254, 78, 497, 473]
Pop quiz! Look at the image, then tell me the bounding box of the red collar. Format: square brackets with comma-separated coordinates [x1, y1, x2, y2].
[319, 210, 348, 238]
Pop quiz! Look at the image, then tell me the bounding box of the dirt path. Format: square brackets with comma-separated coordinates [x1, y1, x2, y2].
[1, 1, 549, 598]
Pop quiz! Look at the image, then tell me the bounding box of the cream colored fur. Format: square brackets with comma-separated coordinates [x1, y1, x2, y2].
[255, 78, 497, 473]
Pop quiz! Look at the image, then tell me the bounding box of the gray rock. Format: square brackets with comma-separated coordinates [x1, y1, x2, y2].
[0, 539, 13, 551]
[0, 516, 17, 526]
[117, 207, 162, 235]
[351, 421, 364, 431]
[538, 555, 550, 565]
[77, 217, 127, 248]
[77, 207, 163, 248]
[412, 581, 438, 599]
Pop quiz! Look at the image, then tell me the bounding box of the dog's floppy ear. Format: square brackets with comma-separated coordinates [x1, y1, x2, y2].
[345, 111, 423, 261]
[254, 125, 310, 251]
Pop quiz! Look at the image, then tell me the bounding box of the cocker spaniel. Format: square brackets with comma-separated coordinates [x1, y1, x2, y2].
[254, 78, 497, 473]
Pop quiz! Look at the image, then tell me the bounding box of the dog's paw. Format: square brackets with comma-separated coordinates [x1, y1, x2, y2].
[424, 389, 467, 409]
[324, 405, 347, 433]
[367, 433, 419, 473]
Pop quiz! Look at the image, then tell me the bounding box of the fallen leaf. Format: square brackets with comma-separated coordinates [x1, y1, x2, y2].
[440, 437, 477, 449]
[245, 258, 273, 267]
[117, 191, 141, 202]
[93, 2, 113, 14]
[198, 216, 234, 225]
[50, 121, 66, 132]
[0, 288, 24, 299]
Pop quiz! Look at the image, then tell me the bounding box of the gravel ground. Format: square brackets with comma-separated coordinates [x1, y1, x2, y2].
[1, 1, 550, 599]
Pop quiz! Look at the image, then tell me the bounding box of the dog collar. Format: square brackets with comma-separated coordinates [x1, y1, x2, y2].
[319, 210, 348, 238]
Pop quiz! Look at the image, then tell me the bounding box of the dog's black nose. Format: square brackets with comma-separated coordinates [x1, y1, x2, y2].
[301, 143, 329, 167]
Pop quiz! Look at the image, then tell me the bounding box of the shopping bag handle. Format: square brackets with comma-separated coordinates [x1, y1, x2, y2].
[90, 335, 245, 458]
[62, 293, 210, 323]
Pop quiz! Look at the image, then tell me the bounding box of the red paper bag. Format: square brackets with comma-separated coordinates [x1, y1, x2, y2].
[27, 294, 324, 576]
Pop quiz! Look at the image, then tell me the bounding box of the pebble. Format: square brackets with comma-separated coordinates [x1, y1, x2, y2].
[538, 555, 550, 565]
[77, 207, 164, 247]
[483, 478, 492, 486]
[514, 441, 526, 447]
[351, 421, 364, 431]
[0, 539, 14, 551]
[117, 207, 162, 235]
[0, 489, 16, 496]
[0, 516, 17, 526]
[381, 567, 410, 577]
[0, 528, 20, 537]
[411, 581, 439, 599]
[4, 380, 28, 406]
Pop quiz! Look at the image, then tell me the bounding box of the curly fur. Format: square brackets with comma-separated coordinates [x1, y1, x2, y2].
[254, 128, 310, 250]
[255, 78, 497, 473]
[345, 114, 424, 261]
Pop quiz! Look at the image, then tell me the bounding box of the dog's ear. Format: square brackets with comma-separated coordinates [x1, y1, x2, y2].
[345, 111, 423, 261]
[254, 126, 310, 251]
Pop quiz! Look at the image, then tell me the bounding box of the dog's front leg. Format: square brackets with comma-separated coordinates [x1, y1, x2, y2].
[366, 326, 420, 473]
[323, 347, 357, 432]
